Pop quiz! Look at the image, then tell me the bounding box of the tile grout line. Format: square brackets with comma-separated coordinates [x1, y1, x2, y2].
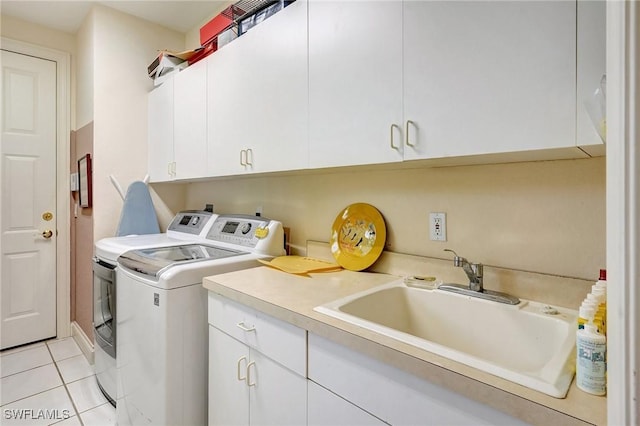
[2, 338, 112, 425]
[0, 342, 47, 359]
[0, 361, 54, 381]
[0, 385, 65, 408]
[0, 343, 59, 407]
[44, 342, 85, 426]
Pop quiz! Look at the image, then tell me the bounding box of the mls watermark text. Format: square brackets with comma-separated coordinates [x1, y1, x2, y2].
[3, 409, 72, 421]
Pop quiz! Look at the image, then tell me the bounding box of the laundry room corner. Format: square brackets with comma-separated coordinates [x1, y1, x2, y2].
[70, 121, 95, 356]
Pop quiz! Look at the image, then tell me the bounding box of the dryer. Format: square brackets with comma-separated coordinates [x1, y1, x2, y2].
[92, 210, 215, 406]
[115, 214, 284, 426]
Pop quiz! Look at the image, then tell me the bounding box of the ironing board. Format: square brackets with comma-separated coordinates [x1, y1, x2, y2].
[115, 181, 160, 236]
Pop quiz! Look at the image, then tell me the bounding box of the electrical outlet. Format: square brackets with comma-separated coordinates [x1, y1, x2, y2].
[429, 212, 447, 241]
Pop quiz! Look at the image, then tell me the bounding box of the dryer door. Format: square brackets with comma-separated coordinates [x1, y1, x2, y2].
[93, 258, 116, 357]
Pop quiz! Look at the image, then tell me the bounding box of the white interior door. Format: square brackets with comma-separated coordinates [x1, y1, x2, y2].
[1, 49, 57, 350]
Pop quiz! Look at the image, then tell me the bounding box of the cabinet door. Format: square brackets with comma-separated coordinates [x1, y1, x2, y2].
[308, 0, 403, 168]
[403, 1, 577, 160]
[174, 60, 207, 179]
[308, 381, 386, 426]
[249, 350, 307, 426]
[576, 0, 606, 155]
[147, 79, 174, 182]
[309, 333, 527, 426]
[208, 0, 308, 176]
[209, 326, 249, 426]
[208, 292, 307, 377]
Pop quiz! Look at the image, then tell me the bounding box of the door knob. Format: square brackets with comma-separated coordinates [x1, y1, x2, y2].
[42, 230, 53, 239]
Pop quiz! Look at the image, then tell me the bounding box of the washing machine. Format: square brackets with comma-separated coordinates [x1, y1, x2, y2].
[115, 214, 284, 426]
[92, 210, 216, 406]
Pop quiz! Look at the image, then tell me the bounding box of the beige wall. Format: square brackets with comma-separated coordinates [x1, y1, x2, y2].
[68, 5, 184, 338]
[182, 157, 605, 281]
[76, 9, 94, 129]
[89, 5, 184, 242]
[0, 14, 75, 51]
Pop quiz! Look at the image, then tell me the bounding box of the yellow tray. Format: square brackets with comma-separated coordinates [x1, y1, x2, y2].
[258, 256, 342, 275]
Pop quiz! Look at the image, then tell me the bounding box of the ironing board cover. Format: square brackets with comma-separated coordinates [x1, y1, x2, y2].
[115, 181, 160, 236]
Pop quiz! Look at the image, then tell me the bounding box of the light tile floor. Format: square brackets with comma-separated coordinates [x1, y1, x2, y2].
[0, 338, 114, 426]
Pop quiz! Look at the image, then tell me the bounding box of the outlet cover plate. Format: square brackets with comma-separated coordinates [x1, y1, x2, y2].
[429, 212, 447, 241]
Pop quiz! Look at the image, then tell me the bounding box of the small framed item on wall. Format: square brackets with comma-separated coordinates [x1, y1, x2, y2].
[78, 154, 92, 208]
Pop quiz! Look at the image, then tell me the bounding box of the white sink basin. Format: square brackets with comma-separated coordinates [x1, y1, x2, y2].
[314, 280, 577, 398]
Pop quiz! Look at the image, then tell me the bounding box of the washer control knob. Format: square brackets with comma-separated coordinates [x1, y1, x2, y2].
[240, 223, 252, 235]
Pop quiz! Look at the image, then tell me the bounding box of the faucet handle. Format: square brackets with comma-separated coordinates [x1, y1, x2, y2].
[472, 263, 483, 278]
[445, 249, 483, 291]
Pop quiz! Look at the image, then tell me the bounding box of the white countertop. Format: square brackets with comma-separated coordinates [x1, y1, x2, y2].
[203, 265, 606, 425]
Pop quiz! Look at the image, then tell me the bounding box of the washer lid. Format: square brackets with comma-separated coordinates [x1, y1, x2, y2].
[118, 244, 246, 278]
[95, 234, 181, 263]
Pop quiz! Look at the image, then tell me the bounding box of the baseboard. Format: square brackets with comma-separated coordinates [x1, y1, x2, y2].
[71, 321, 95, 365]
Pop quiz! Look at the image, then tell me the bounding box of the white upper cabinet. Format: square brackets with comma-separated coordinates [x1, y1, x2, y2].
[403, 1, 578, 160]
[148, 78, 174, 182]
[148, 60, 207, 182]
[150, 0, 604, 182]
[308, 0, 403, 168]
[576, 0, 606, 156]
[207, 0, 308, 176]
[173, 59, 208, 179]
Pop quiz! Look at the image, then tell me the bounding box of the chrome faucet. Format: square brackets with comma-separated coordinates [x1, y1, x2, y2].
[443, 249, 483, 292]
[439, 249, 520, 305]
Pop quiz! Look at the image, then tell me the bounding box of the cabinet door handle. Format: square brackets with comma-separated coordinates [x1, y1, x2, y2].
[246, 148, 253, 166]
[240, 150, 246, 166]
[405, 120, 416, 147]
[246, 361, 256, 387]
[390, 124, 400, 150]
[237, 356, 247, 382]
[236, 321, 256, 332]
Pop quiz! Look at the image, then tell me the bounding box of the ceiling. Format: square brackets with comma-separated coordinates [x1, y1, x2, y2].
[0, 1, 231, 34]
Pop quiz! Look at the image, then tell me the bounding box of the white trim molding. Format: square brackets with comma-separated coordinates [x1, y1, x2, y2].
[606, 2, 639, 424]
[1, 37, 72, 342]
[71, 321, 95, 365]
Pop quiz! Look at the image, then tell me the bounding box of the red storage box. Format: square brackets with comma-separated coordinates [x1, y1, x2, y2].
[200, 12, 233, 45]
[188, 38, 218, 65]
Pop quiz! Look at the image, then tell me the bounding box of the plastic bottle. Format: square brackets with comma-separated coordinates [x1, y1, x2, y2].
[592, 288, 606, 323]
[582, 289, 605, 333]
[577, 303, 595, 327]
[576, 323, 607, 395]
[578, 270, 608, 333]
[593, 269, 607, 334]
[595, 269, 607, 289]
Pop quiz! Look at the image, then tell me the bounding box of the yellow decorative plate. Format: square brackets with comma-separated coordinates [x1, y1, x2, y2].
[330, 203, 386, 271]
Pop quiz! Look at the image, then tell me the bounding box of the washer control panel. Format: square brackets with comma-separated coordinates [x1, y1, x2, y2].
[206, 215, 274, 248]
[167, 211, 213, 236]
